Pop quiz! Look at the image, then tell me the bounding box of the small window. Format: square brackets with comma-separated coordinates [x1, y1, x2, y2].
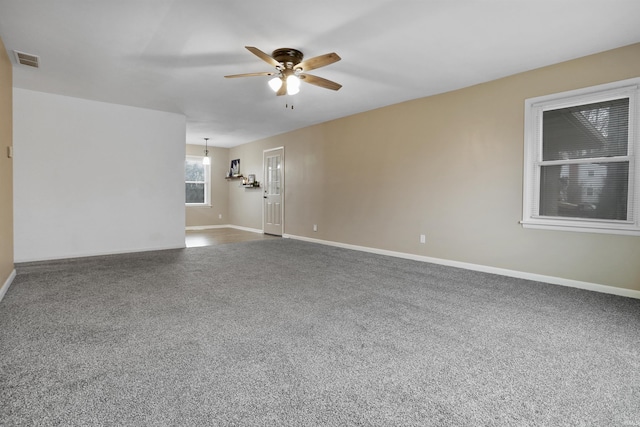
[522, 79, 640, 235]
[185, 156, 210, 206]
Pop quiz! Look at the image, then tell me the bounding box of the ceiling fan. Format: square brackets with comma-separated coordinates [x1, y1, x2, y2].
[225, 46, 342, 96]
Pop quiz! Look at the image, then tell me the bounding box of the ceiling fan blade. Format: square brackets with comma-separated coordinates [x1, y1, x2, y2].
[245, 46, 281, 68]
[300, 74, 342, 91]
[224, 71, 275, 78]
[294, 52, 341, 72]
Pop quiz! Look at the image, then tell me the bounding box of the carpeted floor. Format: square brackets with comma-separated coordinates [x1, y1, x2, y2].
[1, 239, 639, 426]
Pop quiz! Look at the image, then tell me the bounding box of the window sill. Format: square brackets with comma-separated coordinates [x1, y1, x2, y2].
[520, 219, 640, 236]
[186, 204, 212, 208]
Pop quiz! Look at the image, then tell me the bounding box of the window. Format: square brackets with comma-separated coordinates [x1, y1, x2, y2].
[522, 79, 640, 235]
[185, 156, 209, 205]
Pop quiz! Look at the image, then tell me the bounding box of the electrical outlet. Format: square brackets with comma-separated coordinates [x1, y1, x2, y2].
[218, 214, 222, 219]
[313, 224, 318, 232]
[420, 234, 426, 244]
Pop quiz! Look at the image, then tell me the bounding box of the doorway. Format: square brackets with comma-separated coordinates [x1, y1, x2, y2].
[263, 147, 284, 236]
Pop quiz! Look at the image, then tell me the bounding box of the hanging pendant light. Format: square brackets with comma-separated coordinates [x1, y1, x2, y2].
[202, 138, 210, 165]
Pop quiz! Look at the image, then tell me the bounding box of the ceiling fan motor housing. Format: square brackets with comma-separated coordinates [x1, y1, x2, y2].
[272, 48, 304, 68]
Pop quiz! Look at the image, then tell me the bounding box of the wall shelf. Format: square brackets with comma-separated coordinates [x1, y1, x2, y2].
[225, 175, 243, 180]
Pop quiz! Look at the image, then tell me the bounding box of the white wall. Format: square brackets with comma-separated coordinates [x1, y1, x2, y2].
[13, 89, 186, 262]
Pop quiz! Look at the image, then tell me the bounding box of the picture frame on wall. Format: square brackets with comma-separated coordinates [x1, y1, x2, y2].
[229, 159, 240, 177]
[247, 174, 255, 184]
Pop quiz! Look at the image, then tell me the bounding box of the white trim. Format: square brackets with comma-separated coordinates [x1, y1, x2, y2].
[14, 244, 186, 264]
[185, 155, 210, 206]
[227, 225, 263, 234]
[263, 146, 285, 153]
[522, 77, 640, 236]
[185, 224, 229, 231]
[185, 224, 264, 234]
[520, 220, 640, 236]
[263, 147, 285, 236]
[0, 269, 17, 303]
[283, 234, 640, 300]
[529, 81, 639, 107]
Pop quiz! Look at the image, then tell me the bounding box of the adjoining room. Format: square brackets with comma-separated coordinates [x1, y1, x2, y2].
[1, 2, 639, 425]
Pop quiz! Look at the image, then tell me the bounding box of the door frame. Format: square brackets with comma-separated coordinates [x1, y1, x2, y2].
[262, 146, 285, 235]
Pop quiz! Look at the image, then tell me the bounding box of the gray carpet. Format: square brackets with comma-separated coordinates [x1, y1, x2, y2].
[1, 239, 639, 426]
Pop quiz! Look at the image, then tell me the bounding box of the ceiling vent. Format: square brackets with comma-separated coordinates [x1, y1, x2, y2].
[13, 50, 40, 68]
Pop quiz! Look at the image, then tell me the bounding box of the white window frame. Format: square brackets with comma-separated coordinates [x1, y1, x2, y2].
[522, 78, 640, 236]
[185, 155, 210, 206]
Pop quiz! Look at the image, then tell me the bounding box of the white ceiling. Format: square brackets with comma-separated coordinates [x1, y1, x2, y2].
[1, 0, 639, 148]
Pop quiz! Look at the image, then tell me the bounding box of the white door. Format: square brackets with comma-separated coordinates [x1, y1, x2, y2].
[263, 147, 284, 236]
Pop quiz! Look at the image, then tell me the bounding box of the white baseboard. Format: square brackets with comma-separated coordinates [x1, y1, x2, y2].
[227, 225, 263, 234]
[0, 269, 17, 303]
[14, 244, 186, 264]
[185, 225, 229, 231]
[283, 234, 640, 300]
[186, 224, 264, 234]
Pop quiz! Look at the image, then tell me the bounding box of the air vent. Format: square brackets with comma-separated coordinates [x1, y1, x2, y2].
[13, 50, 40, 68]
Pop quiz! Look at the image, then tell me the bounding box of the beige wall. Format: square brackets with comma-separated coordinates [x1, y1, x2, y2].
[229, 43, 640, 292]
[185, 144, 230, 227]
[0, 37, 13, 287]
[227, 141, 272, 229]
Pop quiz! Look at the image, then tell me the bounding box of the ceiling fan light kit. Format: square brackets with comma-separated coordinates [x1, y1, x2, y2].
[285, 74, 300, 95]
[225, 46, 342, 98]
[268, 77, 283, 92]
